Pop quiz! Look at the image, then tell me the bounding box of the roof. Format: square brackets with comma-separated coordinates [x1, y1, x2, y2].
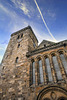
[11, 26, 38, 42]
[26, 40, 67, 57]
[38, 40, 55, 49]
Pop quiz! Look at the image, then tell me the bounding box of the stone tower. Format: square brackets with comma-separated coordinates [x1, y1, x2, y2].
[0, 26, 67, 100]
[1, 26, 38, 100]
[2, 26, 38, 69]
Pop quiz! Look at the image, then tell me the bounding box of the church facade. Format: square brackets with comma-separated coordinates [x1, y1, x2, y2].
[0, 26, 67, 100]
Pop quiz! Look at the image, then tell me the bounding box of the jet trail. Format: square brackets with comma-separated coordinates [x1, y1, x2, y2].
[34, 0, 57, 42]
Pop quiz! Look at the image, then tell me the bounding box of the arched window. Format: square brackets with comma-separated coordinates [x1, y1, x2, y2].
[15, 57, 19, 63]
[21, 34, 23, 38]
[32, 61, 35, 84]
[45, 57, 53, 82]
[52, 55, 62, 81]
[18, 44, 20, 48]
[38, 59, 44, 84]
[59, 52, 67, 74]
[17, 35, 20, 39]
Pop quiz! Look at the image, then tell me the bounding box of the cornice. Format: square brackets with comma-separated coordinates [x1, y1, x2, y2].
[26, 40, 67, 57]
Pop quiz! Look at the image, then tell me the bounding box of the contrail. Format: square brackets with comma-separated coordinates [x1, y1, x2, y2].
[34, 0, 57, 42]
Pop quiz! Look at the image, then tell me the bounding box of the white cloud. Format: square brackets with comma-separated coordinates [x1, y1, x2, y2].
[47, 10, 56, 18]
[11, 0, 35, 18]
[0, 2, 29, 33]
[20, 3, 30, 17]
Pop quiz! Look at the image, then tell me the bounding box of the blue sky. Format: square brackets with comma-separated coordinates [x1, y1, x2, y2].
[0, 0, 67, 63]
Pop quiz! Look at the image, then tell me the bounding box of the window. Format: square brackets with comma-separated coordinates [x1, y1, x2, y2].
[45, 57, 53, 82]
[33, 42, 36, 48]
[17, 35, 20, 39]
[21, 34, 23, 38]
[39, 59, 44, 84]
[32, 61, 35, 84]
[60, 53, 67, 74]
[15, 57, 19, 63]
[18, 44, 20, 48]
[44, 44, 46, 47]
[52, 55, 62, 80]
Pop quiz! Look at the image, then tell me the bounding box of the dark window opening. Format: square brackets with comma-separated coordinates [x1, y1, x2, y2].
[15, 57, 19, 63]
[21, 34, 23, 38]
[18, 44, 20, 48]
[44, 44, 46, 47]
[33, 42, 36, 48]
[64, 43, 66, 47]
[17, 35, 20, 39]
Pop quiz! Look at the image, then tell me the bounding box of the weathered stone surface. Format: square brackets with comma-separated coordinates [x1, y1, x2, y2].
[0, 26, 67, 100]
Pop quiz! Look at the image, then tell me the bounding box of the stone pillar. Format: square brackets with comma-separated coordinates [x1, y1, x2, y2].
[41, 56, 47, 84]
[49, 55, 57, 83]
[64, 43, 67, 59]
[35, 58, 38, 86]
[63, 49, 67, 61]
[56, 53, 67, 81]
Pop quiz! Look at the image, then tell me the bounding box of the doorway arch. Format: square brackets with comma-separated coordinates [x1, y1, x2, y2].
[37, 86, 67, 100]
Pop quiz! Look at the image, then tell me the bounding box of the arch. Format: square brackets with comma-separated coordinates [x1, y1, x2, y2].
[31, 58, 35, 62]
[36, 55, 42, 60]
[50, 51, 56, 56]
[37, 86, 67, 100]
[44, 55, 49, 59]
[57, 49, 65, 54]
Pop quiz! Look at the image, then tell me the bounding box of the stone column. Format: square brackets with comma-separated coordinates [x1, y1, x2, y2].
[63, 49, 67, 61]
[56, 53, 67, 81]
[64, 43, 67, 59]
[41, 56, 47, 84]
[49, 55, 57, 83]
[35, 58, 38, 86]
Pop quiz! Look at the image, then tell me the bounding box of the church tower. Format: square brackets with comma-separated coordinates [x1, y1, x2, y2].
[1, 26, 38, 100]
[2, 26, 38, 69]
[0, 26, 67, 100]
